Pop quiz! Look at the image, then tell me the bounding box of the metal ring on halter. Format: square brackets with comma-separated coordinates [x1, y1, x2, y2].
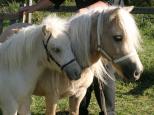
[42, 34, 76, 70]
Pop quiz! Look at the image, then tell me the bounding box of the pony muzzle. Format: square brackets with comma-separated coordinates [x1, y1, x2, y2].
[62, 61, 82, 80]
[116, 59, 143, 81]
[99, 47, 143, 80]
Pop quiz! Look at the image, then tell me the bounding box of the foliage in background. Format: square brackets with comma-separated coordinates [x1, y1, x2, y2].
[0, 0, 20, 13]
[1, 0, 154, 6]
[128, 0, 154, 6]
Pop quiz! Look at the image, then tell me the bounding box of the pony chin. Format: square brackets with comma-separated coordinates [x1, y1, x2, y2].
[112, 63, 127, 80]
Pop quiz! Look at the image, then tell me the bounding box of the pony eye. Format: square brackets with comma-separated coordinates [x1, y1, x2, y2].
[113, 35, 123, 42]
[52, 47, 61, 53]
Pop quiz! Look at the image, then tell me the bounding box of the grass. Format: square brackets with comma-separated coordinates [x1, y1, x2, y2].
[0, 5, 154, 115]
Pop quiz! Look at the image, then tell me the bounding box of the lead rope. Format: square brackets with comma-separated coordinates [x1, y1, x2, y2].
[98, 79, 107, 115]
[96, 10, 108, 115]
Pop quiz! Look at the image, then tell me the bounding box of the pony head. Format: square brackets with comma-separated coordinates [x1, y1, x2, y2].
[64, 7, 143, 81]
[42, 16, 82, 80]
[96, 6, 143, 80]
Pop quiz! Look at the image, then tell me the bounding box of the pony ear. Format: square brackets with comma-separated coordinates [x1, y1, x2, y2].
[42, 25, 51, 37]
[109, 8, 120, 20]
[110, 6, 134, 20]
[123, 6, 134, 12]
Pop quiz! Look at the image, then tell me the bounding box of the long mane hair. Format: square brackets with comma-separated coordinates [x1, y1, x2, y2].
[0, 25, 44, 71]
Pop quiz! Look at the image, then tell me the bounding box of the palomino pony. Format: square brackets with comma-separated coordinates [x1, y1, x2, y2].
[1, 6, 143, 115]
[35, 6, 143, 115]
[66, 6, 143, 114]
[0, 16, 82, 115]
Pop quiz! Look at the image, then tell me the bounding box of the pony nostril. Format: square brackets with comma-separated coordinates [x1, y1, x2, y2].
[134, 71, 139, 76]
[134, 70, 141, 80]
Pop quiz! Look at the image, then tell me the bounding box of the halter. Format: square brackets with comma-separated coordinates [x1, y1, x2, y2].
[96, 10, 136, 64]
[43, 34, 76, 70]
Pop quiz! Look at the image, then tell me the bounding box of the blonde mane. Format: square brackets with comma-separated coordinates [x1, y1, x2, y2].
[96, 6, 141, 50]
[115, 8, 141, 50]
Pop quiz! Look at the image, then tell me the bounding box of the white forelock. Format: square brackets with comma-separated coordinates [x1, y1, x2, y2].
[41, 15, 68, 37]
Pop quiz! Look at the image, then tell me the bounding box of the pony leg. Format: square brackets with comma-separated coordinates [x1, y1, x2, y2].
[103, 77, 115, 115]
[18, 97, 31, 115]
[1, 99, 18, 115]
[45, 96, 57, 115]
[69, 89, 87, 115]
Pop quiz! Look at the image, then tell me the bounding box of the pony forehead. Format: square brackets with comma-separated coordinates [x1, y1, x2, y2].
[114, 8, 141, 49]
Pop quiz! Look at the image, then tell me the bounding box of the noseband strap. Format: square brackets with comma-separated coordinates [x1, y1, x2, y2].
[61, 58, 76, 70]
[43, 34, 76, 69]
[113, 52, 136, 63]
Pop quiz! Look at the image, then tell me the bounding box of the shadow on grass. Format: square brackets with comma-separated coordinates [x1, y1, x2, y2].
[126, 69, 154, 95]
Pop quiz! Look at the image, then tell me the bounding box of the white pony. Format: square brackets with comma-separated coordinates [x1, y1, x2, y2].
[0, 16, 82, 115]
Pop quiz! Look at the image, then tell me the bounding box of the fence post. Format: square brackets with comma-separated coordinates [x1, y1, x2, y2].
[22, 3, 27, 23]
[28, 0, 32, 23]
[0, 19, 3, 34]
